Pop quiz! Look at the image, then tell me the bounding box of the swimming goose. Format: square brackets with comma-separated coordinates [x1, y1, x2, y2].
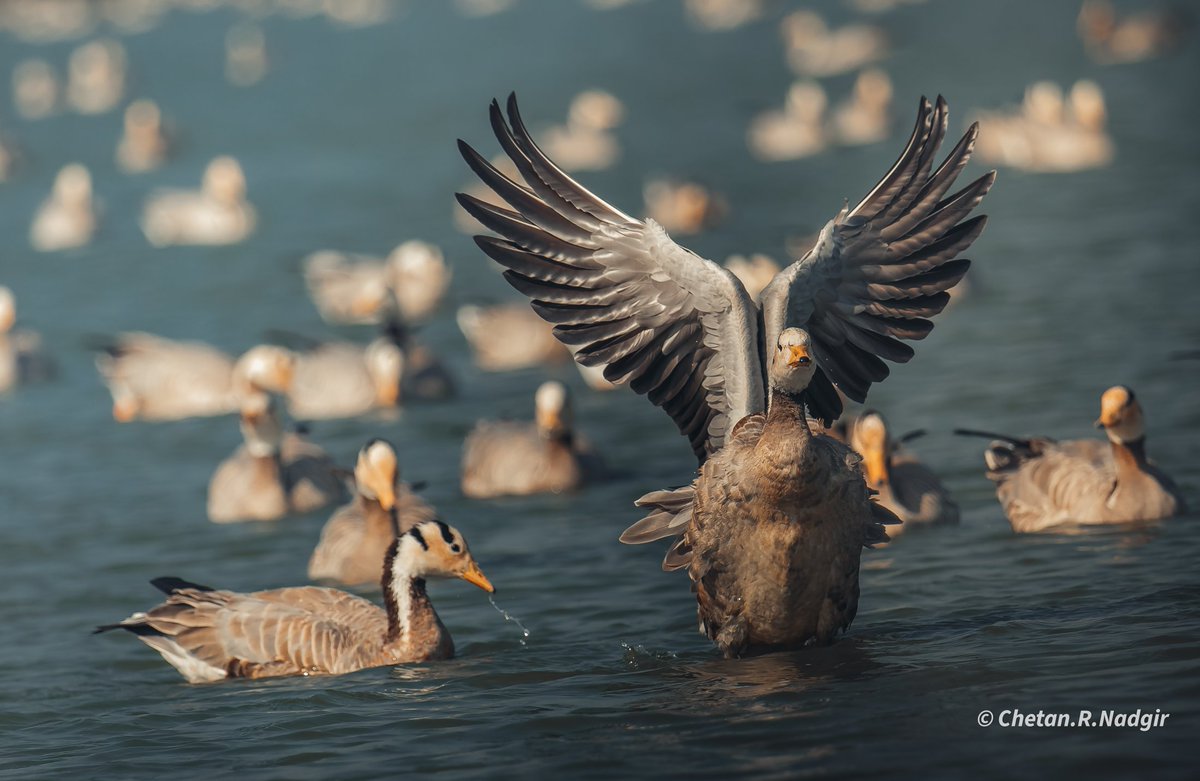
[831, 68, 893, 147]
[0, 286, 55, 392]
[285, 338, 404, 420]
[457, 303, 571, 371]
[538, 89, 623, 172]
[461, 380, 604, 498]
[98, 519, 494, 682]
[643, 328, 897, 656]
[685, 0, 764, 31]
[781, 10, 887, 77]
[1078, 0, 1186, 64]
[95, 335, 293, 421]
[973, 80, 1114, 173]
[31, 163, 97, 252]
[959, 386, 1185, 532]
[116, 99, 171, 174]
[643, 178, 727, 235]
[309, 439, 438, 587]
[302, 241, 450, 325]
[387, 240, 452, 324]
[12, 59, 59, 120]
[141, 156, 256, 247]
[748, 81, 829, 162]
[207, 393, 348, 523]
[458, 94, 990, 651]
[226, 22, 268, 86]
[845, 410, 958, 532]
[66, 39, 126, 115]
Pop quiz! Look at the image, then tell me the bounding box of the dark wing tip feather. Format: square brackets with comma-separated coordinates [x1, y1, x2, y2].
[150, 576, 214, 594]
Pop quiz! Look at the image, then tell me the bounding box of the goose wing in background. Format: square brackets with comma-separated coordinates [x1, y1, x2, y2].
[457, 95, 763, 463]
[760, 96, 995, 425]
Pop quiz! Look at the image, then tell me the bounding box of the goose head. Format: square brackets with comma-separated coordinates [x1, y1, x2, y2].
[1095, 385, 1144, 444]
[534, 380, 573, 440]
[395, 520, 494, 593]
[54, 163, 92, 208]
[202, 156, 247, 205]
[769, 327, 816, 394]
[0, 286, 15, 334]
[355, 438, 399, 511]
[123, 99, 162, 140]
[238, 392, 283, 457]
[850, 410, 891, 487]
[365, 339, 404, 407]
[233, 345, 296, 396]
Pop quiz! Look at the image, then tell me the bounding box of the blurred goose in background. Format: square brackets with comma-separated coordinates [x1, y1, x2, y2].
[207, 393, 348, 523]
[748, 81, 828, 162]
[303, 241, 450, 325]
[974, 80, 1114, 173]
[95, 336, 293, 422]
[12, 59, 60, 120]
[309, 439, 438, 587]
[116, 99, 171, 174]
[31, 164, 97, 252]
[782, 10, 887, 77]
[0, 286, 56, 392]
[723, 254, 781, 302]
[958, 386, 1184, 532]
[284, 337, 404, 420]
[539, 89, 623, 172]
[226, 22, 268, 86]
[66, 39, 126, 115]
[462, 381, 605, 498]
[97, 519, 494, 682]
[388, 240, 452, 324]
[643, 178, 727, 234]
[457, 303, 571, 371]
[458, 94, 991, 654]
[141, 156, 256, 247]
[831, 68, 893, 146]
[684, 0, 764, 30]
[844, 410, 959, 533]
[1078, 0, 1187, 63]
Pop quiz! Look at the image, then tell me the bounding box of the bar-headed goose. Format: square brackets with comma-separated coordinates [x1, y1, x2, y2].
[0, 286, 56, 392]
[309, 439, 438, 587]
[116, 99, 171, 174]
[846, 410, 958, 533]
[458, 94, 990, 655]
[958, 386, 1185, 532]
[207, 393, 347, 523]
[95, 336, 293, 422]
[31, 163, 96, 252]
[141, 156, 256, 247]
[457, 303, 571, 371]
[97, 519, 493, 682]
[461, 380, 605, 498]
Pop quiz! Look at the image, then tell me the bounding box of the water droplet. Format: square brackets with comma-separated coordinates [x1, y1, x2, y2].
[488, 594, 530, 644]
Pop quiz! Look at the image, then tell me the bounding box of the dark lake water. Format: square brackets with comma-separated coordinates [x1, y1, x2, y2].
[1, 1, 1198, 779]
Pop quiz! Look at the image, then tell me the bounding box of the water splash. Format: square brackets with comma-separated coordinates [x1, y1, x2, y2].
[488, 594, 530, 645]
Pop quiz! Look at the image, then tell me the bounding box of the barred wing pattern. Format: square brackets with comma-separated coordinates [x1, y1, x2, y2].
[457, 96, 763, 463]
[761, 96, 995, 424]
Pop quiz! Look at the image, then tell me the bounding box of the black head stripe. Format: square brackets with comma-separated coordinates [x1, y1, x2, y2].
[1123, 387, 1136, 406]
[433, 520, 455, 545]
[408, 526, 428, 551]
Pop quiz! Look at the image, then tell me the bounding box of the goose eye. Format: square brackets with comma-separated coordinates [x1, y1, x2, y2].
[798, 357, 811, 366]
[450, 543, 461, 553]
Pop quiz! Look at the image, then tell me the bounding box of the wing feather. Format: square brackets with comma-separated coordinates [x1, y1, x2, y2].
[459, 94, 763, 461]
[762, 96, 994, 424]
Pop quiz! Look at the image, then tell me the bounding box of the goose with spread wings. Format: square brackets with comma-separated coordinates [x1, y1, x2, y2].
[458, 94, 992, 654]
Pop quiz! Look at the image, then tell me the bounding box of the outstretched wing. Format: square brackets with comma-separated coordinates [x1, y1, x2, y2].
[761, 96, 995, 425]
[457, 94, 763, 463]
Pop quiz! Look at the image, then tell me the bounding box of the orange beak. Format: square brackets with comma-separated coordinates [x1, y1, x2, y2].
[112, 398, 138, 423]
[786, 344, 811, 368]
[459, 560, 495, 593]
[375, 484, 396, 512]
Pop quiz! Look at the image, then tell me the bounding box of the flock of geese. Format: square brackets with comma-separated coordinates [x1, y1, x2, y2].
[0, 0, 1190, 681]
